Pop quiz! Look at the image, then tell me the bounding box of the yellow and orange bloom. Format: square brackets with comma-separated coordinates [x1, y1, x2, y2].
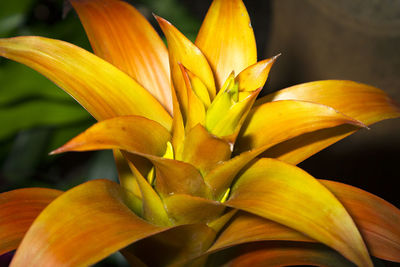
[1, 0, 400, 266]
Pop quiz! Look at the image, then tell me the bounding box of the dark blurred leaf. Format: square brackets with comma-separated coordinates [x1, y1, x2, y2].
[2, 128, 50, 184]
[0, 0, 35, 37]
[0, 99, 90, 139]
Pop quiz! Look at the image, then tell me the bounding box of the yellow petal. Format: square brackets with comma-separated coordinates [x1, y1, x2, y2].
[258, 80, 400, 164]
[180, 124, 231, 176]
[195, 0, 257, 89]
[226, 158, 373, 267]
[321, 180, 400, 263]
[170, 81, 185, 158]
[0, 37, 172, 130]
[163, 194, 225, 225]
[236, 56, 278, 92]
[71, 0, 172, 113]
[206, 72, 262, 138]
[236, 100, 365, 153]
[0, 188, 62, 255]
[51, 116, 171, 157]
[156, 15, 216, 119]
[10, 180, 167, 266]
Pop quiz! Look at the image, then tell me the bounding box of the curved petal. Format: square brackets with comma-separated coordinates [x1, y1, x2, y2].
[321, 180, 400, 263]
[51, 116, 171, 157]
[156, 15, 216, 118]
[179, 64, 207, 131]
[163, 194, 225, 225]
[258, 80, 400, 164]
[211, 181, 400, 263]
[10, 179, 167, 266]
[236, 100, 365, 153]
[195, 0, 257, 89]
[226, 158, 372, 267]
[71, 0, 172, 113]
[206, 100, 364, 199]
[218, 242, 354, 267]
[0, 37, 172, 130]
[0, 188, 62, 255]
[209, 212, 312, 253]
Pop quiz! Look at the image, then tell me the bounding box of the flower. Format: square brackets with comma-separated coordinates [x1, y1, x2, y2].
[1, 0, 400, 266]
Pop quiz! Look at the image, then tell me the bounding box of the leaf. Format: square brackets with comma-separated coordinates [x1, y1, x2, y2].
[258, 80, 400, 164]
[0, 36, 172, 130]
[235, 100, 365, 153]
[321, 180, 400, 263]
[226, 158, 372, 267]
[179, 124, 231, 176]
[195, 0, 257, 89]
[71, 0, 172, 113]
[156, 15, 216, 119]
[0, 100, 90, 139]
[10, 179, 168, 266]
[163, 194, 225, 225]
[0, 188, 62, 255]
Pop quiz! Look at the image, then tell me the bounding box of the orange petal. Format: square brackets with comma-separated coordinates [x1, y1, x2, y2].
[180, 124, 231, 176]
[206, 100, 364, 199]
[0, 37, 172, 130]
[226, 158, 372, 267]
[258, 80, 400, 164]
[51, 116, 171, 157]
[217, 242, 354, 267]
[163, 194, 225, 225]
[195, 0, 257, 89]
[236, 100, 365, 153]
[123, 224, 216, 267]
[236, 56, 278, 92]
[0, 188, 62, 255]
[10, 179, 167, 266]
[149, 156, 211, 199]
[71, 0, 172, 113]
[209, 212, 312, 253]
[321, 180, 400, 263]
[156, 15, 216, 119]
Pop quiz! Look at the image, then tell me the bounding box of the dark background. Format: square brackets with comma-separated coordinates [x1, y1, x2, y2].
[0, 0, 399, 266]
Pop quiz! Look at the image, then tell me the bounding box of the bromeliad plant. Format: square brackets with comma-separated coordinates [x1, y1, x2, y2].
[1, 0, 400, 266]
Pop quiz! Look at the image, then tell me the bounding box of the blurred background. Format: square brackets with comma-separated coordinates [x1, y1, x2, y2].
[0, 0, 399, 266]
